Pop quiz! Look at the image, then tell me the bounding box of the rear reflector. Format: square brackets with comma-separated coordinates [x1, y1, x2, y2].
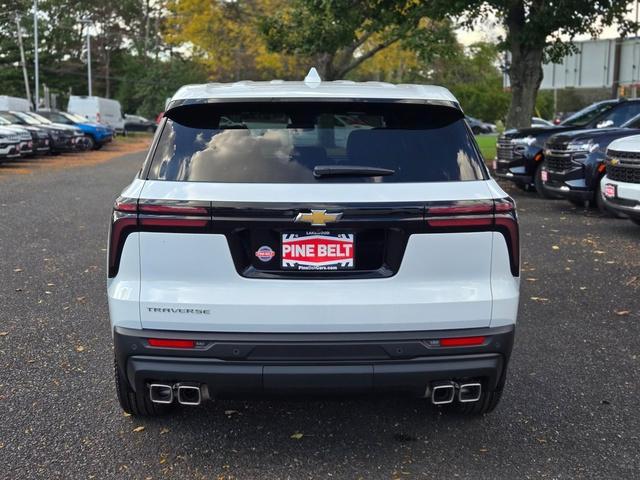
[148, 338, 196, 349]
[439, 336, 486, 347]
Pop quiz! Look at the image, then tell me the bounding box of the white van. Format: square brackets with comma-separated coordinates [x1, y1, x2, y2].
[67, 96, 125, 133]
[0, 96, 31, 112]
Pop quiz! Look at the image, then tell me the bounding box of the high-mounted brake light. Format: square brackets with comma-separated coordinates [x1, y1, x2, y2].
[439, 336, 486, 347]
[148, 338, 196, 349]
[108, 197, 212, 278]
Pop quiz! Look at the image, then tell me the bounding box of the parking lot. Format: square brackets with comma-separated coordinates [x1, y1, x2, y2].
[0, 147, 638, 479]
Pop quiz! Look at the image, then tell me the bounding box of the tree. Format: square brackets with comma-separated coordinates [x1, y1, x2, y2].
[428, 1, 637, 129]
[261, 0, 455, 80]
[165, 0, 308, 81]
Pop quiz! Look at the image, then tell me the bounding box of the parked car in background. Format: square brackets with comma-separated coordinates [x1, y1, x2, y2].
[39, 110, 113, 150]
[0, 95, 31, 112]
[466, 116, 496, 134]
[531, 117, 553, 128]
[124, 114, 156, 133]
[495, 99, 640, 197]
[0, 112, 50, 155]
[0, 126, 21, 162]
[68, 96, 125, 134]
[22, 111, 88, 151]
[601, 135, 640, 226]
[0, 116, 34, 157]
[2, 111, 78, 154]
[540, 113, 640, 214]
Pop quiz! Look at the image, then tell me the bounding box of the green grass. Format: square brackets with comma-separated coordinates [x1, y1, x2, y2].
[475, 134, 497, 163]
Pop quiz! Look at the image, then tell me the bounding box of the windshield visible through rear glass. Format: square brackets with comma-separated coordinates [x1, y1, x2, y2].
[147, 102, 486, 183]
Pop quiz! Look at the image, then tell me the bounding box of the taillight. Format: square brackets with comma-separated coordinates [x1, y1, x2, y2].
[426, 198, 519, 276]
[108, 197, 211, 278]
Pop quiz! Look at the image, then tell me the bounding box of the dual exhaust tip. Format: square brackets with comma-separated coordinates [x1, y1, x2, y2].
[431, 381, 482, 405]
[149, 383, 202, 406]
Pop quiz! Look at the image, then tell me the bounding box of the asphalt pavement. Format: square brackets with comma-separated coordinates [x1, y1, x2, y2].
[0, 151, 639, 479]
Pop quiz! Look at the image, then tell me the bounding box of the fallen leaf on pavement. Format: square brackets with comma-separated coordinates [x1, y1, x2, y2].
[290, 432, 304, 440]
[13, 268, 22, 273]
[552, 245, 560, 250]
[76, 345, 85, 352]
[614, 310, 631, 316]
[160, 427, 170, 434]
[0, 332, 8, 337]
[133, 426, 145, 433]
[224, 410, 239, 416]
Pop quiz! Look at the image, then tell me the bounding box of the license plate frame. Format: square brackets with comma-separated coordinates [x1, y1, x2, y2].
[281, 231, 355, 271]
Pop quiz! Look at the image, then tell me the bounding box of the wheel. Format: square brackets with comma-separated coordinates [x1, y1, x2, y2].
[454, 389, 503, 415]
[85, 135, 96, 150]
[534, 164, 562, 199]
[114, 356, 169, 416]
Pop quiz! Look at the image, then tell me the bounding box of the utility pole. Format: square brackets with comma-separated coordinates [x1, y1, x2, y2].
[81, 18, 93, 96]
[33, 0, 39, 111]
[15, 15, 32, 106]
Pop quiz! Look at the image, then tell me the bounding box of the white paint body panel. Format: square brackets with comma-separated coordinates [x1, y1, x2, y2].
[136, 232, 495, 332]
[108, 176, 519, 333]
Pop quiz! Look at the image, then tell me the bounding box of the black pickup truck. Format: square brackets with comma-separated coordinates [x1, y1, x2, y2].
[495, 99, 640, 197]
[540, 113, 640, 214]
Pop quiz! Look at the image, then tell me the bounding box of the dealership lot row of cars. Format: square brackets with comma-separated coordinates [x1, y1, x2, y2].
[494, 97, 640, 227]
[0, 110, 114, 162]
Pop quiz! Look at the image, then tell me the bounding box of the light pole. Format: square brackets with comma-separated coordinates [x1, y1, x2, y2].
[81, 18, 93, 96]
[33, 0, 39, 110]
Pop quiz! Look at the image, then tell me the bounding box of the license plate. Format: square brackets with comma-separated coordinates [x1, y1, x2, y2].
[541, 170, 548, 182]
[282, 232, 354, 270]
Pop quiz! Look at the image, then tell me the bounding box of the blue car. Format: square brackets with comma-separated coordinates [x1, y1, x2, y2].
[39, 110, 113, 150]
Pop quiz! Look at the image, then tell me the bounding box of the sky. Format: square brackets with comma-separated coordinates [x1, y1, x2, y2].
[456, 2, 640, 46]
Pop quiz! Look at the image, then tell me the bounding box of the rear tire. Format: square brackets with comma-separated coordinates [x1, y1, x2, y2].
[454, 389, 503, 415]
[85, 135, 96, 150]
[114, 356, 169, 417]
[534, 164, 562, 199]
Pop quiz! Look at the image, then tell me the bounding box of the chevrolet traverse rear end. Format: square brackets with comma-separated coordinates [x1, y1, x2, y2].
[108, 73, 520, 416]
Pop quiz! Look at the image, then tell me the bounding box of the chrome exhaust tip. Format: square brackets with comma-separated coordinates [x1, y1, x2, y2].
[431, 381, 455, 405]
[458, 382, 482, 403]
[176, 384, 202, 406]
[149, 383, 174, 404]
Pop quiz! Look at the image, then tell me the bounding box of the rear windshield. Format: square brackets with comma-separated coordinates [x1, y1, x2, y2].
[147, 102, 486, 183]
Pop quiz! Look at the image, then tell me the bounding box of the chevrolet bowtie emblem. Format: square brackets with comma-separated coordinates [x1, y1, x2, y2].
[294, 210, 343, 226]
[609, 158, 619, 166]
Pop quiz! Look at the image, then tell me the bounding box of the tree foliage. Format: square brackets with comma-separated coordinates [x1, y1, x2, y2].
[427, 0, 638, 128]
[260, 0, 456, 79]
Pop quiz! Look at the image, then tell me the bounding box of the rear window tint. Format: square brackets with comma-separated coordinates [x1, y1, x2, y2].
[147, 102, 486, 183]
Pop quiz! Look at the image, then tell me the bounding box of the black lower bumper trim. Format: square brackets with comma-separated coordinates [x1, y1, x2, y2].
[114, 325, 515, 398]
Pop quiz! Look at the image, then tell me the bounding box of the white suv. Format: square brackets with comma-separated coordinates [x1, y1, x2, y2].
[108, 71, 520, 416]
[601, 134, 640, 226]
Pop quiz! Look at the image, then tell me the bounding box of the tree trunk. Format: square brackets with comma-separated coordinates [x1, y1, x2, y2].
[315, 53, 336, 80]
[505, 39, 544, 129]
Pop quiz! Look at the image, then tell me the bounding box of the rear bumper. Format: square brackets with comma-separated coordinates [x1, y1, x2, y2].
[114, 325, 515, 398]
